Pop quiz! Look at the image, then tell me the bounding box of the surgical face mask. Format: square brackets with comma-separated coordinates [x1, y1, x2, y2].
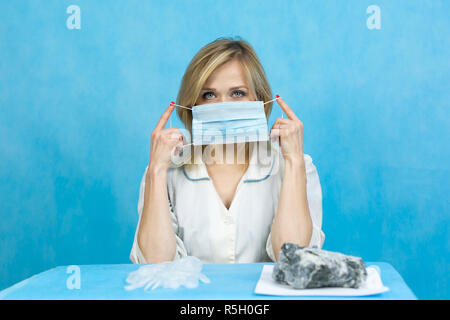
[169, 97, 279, 167]
[190, 100, 273, 145]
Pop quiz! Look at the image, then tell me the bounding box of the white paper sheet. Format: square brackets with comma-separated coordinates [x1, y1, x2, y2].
[254, 265, 389, 296]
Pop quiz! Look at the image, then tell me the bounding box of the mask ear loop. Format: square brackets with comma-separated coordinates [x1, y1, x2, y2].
[263, 96, 283, 116]
[169, 103, 194, 128]
[173, 103, 192, 110]
[263, 96, 282, 141]
[170, 103, 195, 146]
[263, 97, 280, 105]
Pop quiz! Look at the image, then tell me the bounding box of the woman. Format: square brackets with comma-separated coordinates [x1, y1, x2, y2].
[130, 37, 325, 264]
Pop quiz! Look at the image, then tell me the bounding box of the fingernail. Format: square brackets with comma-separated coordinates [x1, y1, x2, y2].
[275, 94, 280, 98]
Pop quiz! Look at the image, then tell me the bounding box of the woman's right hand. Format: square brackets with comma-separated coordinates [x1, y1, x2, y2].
[148, 102, 184, 174]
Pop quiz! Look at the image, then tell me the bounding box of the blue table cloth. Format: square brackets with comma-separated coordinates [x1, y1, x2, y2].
[0, 262, 416, 300]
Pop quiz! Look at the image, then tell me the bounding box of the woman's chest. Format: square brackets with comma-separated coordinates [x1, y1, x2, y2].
[172, 178, 279, 230]
[209, 173, 243, 210]
[206, 165, 248, 210]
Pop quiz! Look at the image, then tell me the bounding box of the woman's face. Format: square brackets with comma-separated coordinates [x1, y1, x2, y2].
[196, 59, 256, 105]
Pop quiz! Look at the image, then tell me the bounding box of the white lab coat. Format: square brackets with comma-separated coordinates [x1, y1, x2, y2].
[130, 141, 325, 264]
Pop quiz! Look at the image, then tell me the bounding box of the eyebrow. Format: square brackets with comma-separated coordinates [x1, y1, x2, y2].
[201, 86, 248, 91]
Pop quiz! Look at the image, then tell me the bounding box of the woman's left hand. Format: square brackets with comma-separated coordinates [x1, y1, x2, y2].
[269, 96, 304, 163]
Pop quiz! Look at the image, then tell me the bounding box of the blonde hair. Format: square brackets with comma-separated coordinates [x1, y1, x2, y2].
[176, 37, 273, 164]
[176, 36, 273, 132]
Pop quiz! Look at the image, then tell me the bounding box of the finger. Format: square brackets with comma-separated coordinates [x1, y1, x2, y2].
[152, 127, 181, 140]
[165, 131, 183, 143]
[269, 129, 290, 146]
[269, 128, 280, 140]
[163, 128, 185, 142]
[269, 128, 290, 139]
[276, 95, 300, 121]
[270, 134, 280, 145]
[271, 123, 290, 130]
[274, 117, 291, 123]
[154, 102, 176, 131]
[152, 130, 183, 148]
[271, 118, 293, 131]
[272, 117, 293, 128]
[162, 127, 182, 134]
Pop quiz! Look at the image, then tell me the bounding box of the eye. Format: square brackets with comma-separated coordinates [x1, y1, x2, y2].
[202, 91, 215, 100]
[232, 90, 247, 98]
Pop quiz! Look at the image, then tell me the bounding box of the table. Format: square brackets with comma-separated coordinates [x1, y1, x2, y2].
[0, 262, 417, 300]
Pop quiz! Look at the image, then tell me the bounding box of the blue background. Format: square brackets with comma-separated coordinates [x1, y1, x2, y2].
[0, 0, 448, 299]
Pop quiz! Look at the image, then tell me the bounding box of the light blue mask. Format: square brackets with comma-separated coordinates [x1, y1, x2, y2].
[191, 100, 269, 145]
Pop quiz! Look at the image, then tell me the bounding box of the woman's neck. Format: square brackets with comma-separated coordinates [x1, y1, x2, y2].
[203, 142, 249, 166]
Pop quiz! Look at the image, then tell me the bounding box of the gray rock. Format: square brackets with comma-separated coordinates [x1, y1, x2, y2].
[272, 243, 367, 289]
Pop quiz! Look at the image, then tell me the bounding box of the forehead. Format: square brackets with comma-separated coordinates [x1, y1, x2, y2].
[203, 59, 248, 89]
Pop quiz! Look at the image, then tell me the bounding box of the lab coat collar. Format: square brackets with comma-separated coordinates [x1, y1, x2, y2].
[182, 141, 279, 183]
